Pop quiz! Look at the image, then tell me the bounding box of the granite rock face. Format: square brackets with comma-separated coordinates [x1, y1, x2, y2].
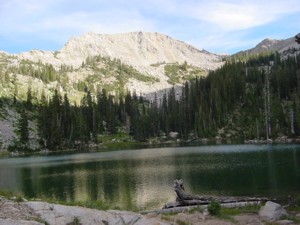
[0, 197, 43, 225]
[0, 197, 169, 225]
[18, 32, 223, 70]
[0, 32, 224, 100]
[25, 201, 169, 225]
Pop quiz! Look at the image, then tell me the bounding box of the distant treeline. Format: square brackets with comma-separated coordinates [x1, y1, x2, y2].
[6, 51, 300, 150]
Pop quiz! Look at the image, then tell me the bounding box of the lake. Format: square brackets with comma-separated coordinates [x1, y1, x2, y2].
[0, 144, 299, 210]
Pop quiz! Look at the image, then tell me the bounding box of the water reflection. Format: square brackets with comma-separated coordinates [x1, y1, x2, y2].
[0, 144, 299, 210]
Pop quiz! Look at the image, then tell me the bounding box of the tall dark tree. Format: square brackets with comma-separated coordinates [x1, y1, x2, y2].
[17, 109, 29, 147]
[26, 87, 33, 110]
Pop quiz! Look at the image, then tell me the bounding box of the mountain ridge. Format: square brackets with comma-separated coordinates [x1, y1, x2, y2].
[1, 31, 299, 102]
[1, 31, 300, 151]
[17, 31, 223, 70]
[235, 35, 300, 56]
[0, 31, 224, 100]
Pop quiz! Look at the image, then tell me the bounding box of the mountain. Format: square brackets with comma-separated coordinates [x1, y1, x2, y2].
[1, 32, 300, 151]
[19, 32, 222, 69]
[0, 32, 223, 102]
[235, 35, 300, 56]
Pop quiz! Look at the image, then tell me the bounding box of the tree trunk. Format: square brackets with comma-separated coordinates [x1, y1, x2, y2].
[164, 179, 268, 209]
[290, 107, 295, 135]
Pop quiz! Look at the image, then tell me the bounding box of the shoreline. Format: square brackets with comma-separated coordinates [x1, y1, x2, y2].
[1, 137, 300, 158]
[1, 195, 299, 225]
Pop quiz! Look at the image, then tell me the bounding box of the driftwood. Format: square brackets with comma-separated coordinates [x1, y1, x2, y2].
[143, 201, 262, 215]
[163, 179, 268, 209]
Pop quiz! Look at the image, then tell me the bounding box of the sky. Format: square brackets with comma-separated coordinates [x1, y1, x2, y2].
[0, 0, 299, 54]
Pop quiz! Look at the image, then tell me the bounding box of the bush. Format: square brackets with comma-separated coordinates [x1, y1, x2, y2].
[208, 201, 221, 215]
[66, 217, 81, 225]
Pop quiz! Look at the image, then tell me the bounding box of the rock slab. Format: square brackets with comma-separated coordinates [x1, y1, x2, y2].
[276, 219, 295, 225]
[25, 201, 168, 225]
[259, 201, 288, 221]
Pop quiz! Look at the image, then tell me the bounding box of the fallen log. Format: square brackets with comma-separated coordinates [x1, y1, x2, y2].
[143, 201, 262, 215]
[163, 179, 268, 209]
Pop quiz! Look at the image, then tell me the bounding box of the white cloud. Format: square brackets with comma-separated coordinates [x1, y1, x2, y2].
[0, 0, 299, 53]
[183, 0, 300, 31]
[0, 0, 156, 46]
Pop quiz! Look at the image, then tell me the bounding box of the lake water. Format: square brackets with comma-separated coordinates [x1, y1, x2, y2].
[0, 144, 299, 210]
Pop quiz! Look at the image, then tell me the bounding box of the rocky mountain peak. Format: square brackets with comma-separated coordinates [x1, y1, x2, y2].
[59, 31, 222, 69]
[256, 38, 279, 50]
[235, 33, 300, 56]
[5, 32, 223, 99]
[17, 31, 222, 71]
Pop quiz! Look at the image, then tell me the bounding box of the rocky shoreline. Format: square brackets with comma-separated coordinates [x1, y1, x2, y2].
[1, 195, 300, 225]
[0, 196, 167, 225]
[244, 136, 300, 144]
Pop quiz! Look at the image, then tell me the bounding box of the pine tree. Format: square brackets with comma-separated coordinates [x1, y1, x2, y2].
[49, 90, 62, 149]
[17, 109, 30, 150]
[26, 86, 33, 110]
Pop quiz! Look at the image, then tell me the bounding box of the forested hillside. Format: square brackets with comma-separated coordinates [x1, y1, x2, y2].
[2, 50, 300, 151]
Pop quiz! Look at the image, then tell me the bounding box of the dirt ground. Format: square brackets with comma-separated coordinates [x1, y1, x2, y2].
[147, 211, 265, 225]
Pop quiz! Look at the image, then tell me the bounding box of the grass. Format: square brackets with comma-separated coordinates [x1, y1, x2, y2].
[161, 214, 173, 222]
[103, 141, 142, 149]
[97, 132, 132, 142]
[216, 214, 237, 223]
[164, 62, 207, 85]
[187, 206, 203, 214]
[0, 150, 10, 157]
[0, 189, 122, 212]
[160, 211, 179, 222]
[68, 200, 110, 211]
[286, 203, 300, 212]
[281, 214, 300, 224]
[214, 204, 261, 223]
[0, 189, 24, 200]
[160, 203, 263, 224]
[176, 219, 191, 225]
[97, 132, 144, 150]
[34, 197, 112, 211]
[31, 193, 140, 212]
[84, 54, 159, 88]
[220, 204, 261, 215]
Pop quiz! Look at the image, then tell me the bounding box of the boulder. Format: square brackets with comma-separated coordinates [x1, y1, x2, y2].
[169, 132, 179, 139]
[259, 201, 287, 221]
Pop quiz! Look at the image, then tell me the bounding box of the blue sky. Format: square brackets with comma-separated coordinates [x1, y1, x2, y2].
[0, 0, 299, 54]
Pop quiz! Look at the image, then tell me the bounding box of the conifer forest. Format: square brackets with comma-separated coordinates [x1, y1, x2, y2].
[3, 52, 300, 151]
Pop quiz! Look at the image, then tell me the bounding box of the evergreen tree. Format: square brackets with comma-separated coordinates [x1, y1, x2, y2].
[26, 86, 33, 110]
[17, 109, 30, 150]
[48, 90, 62, 149]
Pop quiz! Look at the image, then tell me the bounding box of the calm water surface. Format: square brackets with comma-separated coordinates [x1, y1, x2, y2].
[0, 144, 299, 210]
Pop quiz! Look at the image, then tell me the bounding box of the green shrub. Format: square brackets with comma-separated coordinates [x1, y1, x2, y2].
[175, 219, 190, 225]
[15, 194, 24, 202]
[208, 201, 221, 215]
[66, 217, 81, 225]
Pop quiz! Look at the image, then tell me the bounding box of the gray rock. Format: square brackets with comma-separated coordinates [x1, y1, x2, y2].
[276, 219, 294, 225]
[169, 132, 179, 139]
[25, 201, 168, 225]
[0, 218, 43, 225]
[296, 213, 300, 218]
[259, 201, 288, 221]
